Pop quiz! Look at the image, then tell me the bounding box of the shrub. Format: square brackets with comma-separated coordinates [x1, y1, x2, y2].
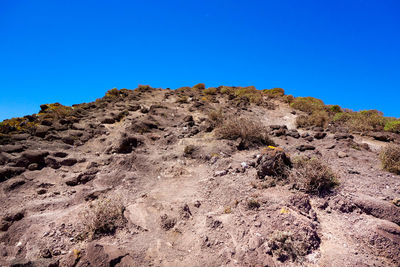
[193, 83, 206, 90]
[203, 87, 218, 95]
[267, 231, 309, 262]
[216, 117, 275, 149]
[0, 116, 38, 134]
[105, 88, 120, 98]
[333, 110, 387, 132]
[183, 145, 197, 157]
[296, 110, 329, 128]
[82, 197, 125, 239]
[208, 109, 224, 127]
[380, 145, 400, 174]
[281, 95, 295, 104]
[176, 95, 189, 103]
[247, 199, 260, 210]
[291, 157, 339, 195]
[328, 105, 342, 114]
[384, 120, 400, 133]
[290, 97, 325, 114]
[234, 86, 263, 104]
[220, 86, 234, 94]
[264, 88, 285, 98]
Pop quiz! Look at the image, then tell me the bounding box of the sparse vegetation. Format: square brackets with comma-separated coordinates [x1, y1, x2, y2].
[291, 157, 339, 195]
[291, 97, 325, 114]
[267, 231, 309, 262]
[82, 197, 125, 239]
[183, 145, 197, 157]
[380, 145, 400, 174]
[176, 95, 189, 103]
[333, 110, 388, 132]
[264, 88, 285, 98]
[247, 199, 261, 210]
[216, 117, 275, 149]
[193, 83, 206, 90]
[384, 120, 400, 133]
[296, 110, 329, 128]
[203, 87, 218, 95]
[208, 109, 224, 127]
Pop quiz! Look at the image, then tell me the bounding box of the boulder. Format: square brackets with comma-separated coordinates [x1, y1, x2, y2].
[15, 150, 49, 169]
[369, 132, 394, 142]
[256, 150, 292, 179]
[334, 133, 354, 140]
[296, 145, 316, 152]
[114, 135, 142, 154]
[286, 130, 300, 139]
[314, 132, 327, 139]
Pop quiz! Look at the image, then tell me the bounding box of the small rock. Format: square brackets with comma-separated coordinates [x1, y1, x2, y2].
[296, 145, 316, 152]
[304, 136, 314, 142]
[37, 189, 47, 195]
[314, 132, 327, 139]
[214, 170, 228, 177]
[27, 163, 39, 171]
[337, 151, 348, 158]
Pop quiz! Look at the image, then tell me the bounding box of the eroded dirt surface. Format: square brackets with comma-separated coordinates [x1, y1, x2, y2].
[1, 87, 399, 266]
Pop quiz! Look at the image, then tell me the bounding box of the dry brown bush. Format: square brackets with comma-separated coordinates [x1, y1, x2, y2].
[82, 196, 125, 239]
[291, 157, 339, 195]
[267, 231, 309, 262]
[295, 110, 329, 128]
[380, 145, 400, 174]
[216, 117, 275, 149]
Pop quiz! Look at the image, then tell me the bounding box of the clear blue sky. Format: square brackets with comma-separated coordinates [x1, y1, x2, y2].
[1, 0, 399, 121]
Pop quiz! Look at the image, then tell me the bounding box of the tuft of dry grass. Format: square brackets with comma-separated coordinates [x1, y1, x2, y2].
[380, 145, 400, 174]
[267, 231, 309, 262]
[291, 157, 339, 195]
[82, 196, 125, 239]
[296, 110, 330, 128]
[183, 145, 197, 157]
[247, 199, 261, 210]
[216, 117, 275, 150]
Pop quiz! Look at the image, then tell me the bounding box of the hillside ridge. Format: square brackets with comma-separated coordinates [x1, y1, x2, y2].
[0, 85, 399, 266]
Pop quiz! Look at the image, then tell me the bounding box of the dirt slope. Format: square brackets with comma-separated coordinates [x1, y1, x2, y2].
[0, 87, 399, 267]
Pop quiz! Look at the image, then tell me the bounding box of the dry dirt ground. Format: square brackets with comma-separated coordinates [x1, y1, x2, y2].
[0, 87, 399, 266]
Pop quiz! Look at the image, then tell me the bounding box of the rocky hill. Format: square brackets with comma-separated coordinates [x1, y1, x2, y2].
[0, 85, 399, 267]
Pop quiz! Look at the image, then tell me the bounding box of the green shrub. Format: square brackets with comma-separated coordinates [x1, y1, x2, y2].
[380, 145, 400, 174]
[216, 117, 275, 149]
[290, 97, 325, 114]
[333, 110, 387, 132]
[233, 86, 263, 104]
[220, 86, 234, 94]
[282, 95, 295, 104]
[328, 105, 342, 114]
[105, 88, 120, 98]
[384, 120, 400, 133]
[291, 157, 339, 195]
[264, 88, 285, 98]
